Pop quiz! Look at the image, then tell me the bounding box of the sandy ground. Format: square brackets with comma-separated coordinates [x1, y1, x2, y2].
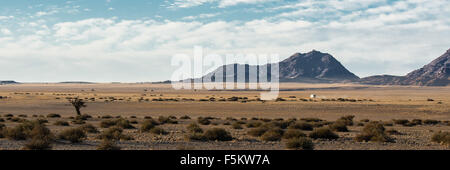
[0, 83, 449, 150]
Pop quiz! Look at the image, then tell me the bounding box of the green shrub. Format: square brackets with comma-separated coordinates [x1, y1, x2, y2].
[309, 127, 339, 140]
[329, 121, 349, 132]
[260, 129, 283, 141]
[97, 139, 121, 150]
[58, 128, 86, 143]
[355, 122, 393, 143]
[54, 121, 70, 126]
[283, 129, 306, 139]
[431, 131, 450, 146]
[203, 128, 232, 141]
[285, 137, 314, 150]
[80, 124, 99, 133]
[288, 122, 313, 131]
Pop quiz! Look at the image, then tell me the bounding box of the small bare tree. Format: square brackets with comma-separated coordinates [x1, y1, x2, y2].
[69, 98, 87, 116]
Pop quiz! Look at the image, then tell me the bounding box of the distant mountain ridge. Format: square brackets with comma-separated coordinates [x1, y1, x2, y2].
[360, 48, 450, 86]
[199, 50, 359, 83]
[0, 80, 18, 85]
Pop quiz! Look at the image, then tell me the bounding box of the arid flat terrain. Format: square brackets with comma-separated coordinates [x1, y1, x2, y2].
[0, 83, 449, 150]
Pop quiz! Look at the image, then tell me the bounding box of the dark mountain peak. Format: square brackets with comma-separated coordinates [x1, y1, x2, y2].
[199, 50, 359, 83]
[360, 48, 450, 86]
[403, 48, 450, 86]
[279, 50, 359, 82]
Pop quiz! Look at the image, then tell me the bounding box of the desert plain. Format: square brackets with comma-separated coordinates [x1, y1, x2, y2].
[0, 83, 449, 150]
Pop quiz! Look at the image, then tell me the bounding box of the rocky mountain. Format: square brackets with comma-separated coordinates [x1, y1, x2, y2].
[200, 50, 359, 83]
[0, 81, 18, 85]
[360, 49, 450, 86]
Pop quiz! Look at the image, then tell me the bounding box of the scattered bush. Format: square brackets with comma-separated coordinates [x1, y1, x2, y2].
[412, 119, 422, 125]
[231, 122, 243, 129]
[180, 115, 191, 119]
[140, 119, 159, 132]
[355, 122, 393, 143]
[97, 139, 121, 150]
[24, 137, 53, 150]
[300, 118, 323, 122]
[283, 129, 306, 139]
[47, 114, 61, 118]
[270, 121, 291, 129]
[58, 128, 86, 143]
[23, 122, 54, 150]
[288, 122, 313, 131]
[150, 127, 167, 135]
[101, 115, 113, 119]
[424, 119, 440, 125]
[329, 121, 349, 132]
[100, 118, 135, 129]
[386, 129, 403, 135]
[431, 131, 449, 146]
[99, 127, 133, 141]
[187, 123, 203, 133]
[197, 117, 211, 125]
[75, 114, 92, 120]
[3, 120, 42, 140]
[285, 137, 314, 150]
[54, 121, 69, 126]
[261, 129, 283, 141]
[337, 115, 355, 126]
[393, 119, 409, 126]
[203, 128, 233, 141]
[248, 126, 269, 137]
[185, 133, 206, 141]
[80, 124, 99, 133]
[158, 116, 178, 124]
[309, 127, 339, 140]
[246, 121, 263, 128]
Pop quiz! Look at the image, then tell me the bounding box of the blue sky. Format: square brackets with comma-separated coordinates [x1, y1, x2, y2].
[0, 0, 449, 82]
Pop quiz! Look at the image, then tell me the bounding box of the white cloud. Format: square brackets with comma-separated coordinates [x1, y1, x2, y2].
[218, 0, 275, 8]
[0, 28, 12, 35]
[0, 0, 450, 81]
[182, 13, 220, 20]
[170, 0, 274, 8]
[0, 16, 14, 20]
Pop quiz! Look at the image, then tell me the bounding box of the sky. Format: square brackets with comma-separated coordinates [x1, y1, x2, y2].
[0, 0, 449, 82]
